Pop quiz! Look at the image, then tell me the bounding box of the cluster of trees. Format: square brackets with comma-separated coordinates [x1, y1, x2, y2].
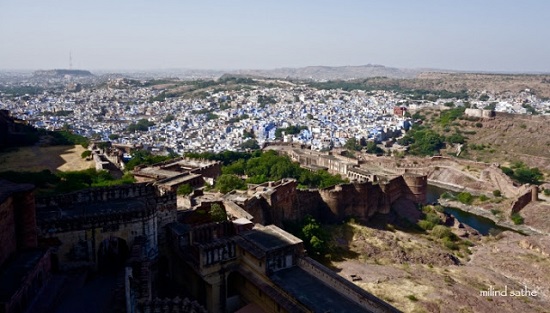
[205, 150, 346, 193]
[274, 125, 308, 139]
[398, 126, 445, 156]
[500, 161, 543, 185]
[185, 150, 256, 166]
[125, 149, 178, 170]
[0, 169, 135, 195]
[240, 139, 260, 150]
[127, 119, 155, 132]
[257, 95, 278, 106]
[343, 138, 384, 155]
[438, 107, 465, 127]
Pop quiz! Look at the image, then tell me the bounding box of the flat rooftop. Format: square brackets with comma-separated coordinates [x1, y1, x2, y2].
[135, 167, 179, 178]
[241, 225, 302, 253]
[161, 173, 202, 187]
[271, 267, 372, 313]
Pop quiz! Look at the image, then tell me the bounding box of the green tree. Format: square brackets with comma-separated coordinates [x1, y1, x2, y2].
[407, 128, 445, 156]
[365, 141, 383, 154]
[300, 216, 329, 256]
[215, 174, 246, 193]
[344, 138, 362, 151]
[456, 192, 473, 205]
[222, 159, 246, 175]
[240, 139, 260, 150]
[210, 203, 227, 222]
[81, 150, 92, 159]
[514, 167, 543, 185]
[177, 184, 193, 196]
[127, 119, 155, 132]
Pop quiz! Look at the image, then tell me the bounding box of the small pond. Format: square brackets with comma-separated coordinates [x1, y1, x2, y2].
[427, 185, 505, 235]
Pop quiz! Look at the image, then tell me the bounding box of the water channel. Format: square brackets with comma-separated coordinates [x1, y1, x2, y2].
[426, 185, 505, 235]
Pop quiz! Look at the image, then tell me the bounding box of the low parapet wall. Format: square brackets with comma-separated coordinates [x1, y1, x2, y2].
[36, 183, 157, 208]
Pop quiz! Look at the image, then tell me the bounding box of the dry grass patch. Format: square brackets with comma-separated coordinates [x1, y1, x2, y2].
[0, 145, 93, 172]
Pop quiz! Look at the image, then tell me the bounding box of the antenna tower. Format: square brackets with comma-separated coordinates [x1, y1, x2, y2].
[69, 51, 73, 69]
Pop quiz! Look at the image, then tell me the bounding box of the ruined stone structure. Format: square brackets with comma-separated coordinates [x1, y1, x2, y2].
[0, 180, 51, 313]
[510, 185, 539, 214]
[225, 174, 427, 226]
[465, 108, 495, 119]
[133, 157, 222, 193]
[166, 220, 399, 313]
[35, 183, 177, 271]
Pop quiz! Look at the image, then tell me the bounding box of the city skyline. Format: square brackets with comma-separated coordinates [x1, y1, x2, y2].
[1, 0, 550, 72]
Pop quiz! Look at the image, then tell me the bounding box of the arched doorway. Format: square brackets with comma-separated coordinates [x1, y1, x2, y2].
[226, 271, 244, 312]
[97, 237, 129, 274]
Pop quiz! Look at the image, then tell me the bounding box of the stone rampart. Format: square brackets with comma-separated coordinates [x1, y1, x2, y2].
[510, 186, 538, 214]
[238, 174, 427, 226]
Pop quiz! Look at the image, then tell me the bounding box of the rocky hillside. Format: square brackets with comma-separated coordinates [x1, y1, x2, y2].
[365, 72, 550, 98]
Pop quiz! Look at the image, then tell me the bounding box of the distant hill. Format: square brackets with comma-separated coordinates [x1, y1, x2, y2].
[230, 64, 423, 80]
[33, 69, 94, 78]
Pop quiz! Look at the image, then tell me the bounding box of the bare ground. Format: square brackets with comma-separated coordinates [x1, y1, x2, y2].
[0, 145, 94, 172]
[331, 223, 550, 313]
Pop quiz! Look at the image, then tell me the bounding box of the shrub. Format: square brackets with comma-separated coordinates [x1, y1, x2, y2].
[81, 150, 92, 159]
[418, 220, 436, 231]
[441, 192, 453, 199]
[479, 194, 489, 201]
[492, 190, 502, 197]
[511, 213, 524, 225]
[425, 213, 442, 225]
[406, 295, 418, 302]
[442, 237, 459, 250]
[177, 183, 193, 196]
[456, 192, 474, 205]
[431, 225, 453, 239]
[544, 189, 550, 196]
[210, 203, 227, 222]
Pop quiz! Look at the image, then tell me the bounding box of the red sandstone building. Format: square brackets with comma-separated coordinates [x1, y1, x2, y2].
[0, 180, 52, 313]
[393, 106, 407, 117]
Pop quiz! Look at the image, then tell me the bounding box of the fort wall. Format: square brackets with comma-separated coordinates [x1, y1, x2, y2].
[240, 174, 427, 226]
[510, 186, 539, 214]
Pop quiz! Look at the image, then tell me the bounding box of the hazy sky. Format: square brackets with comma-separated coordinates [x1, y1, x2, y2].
[1, 0, 549, 72]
